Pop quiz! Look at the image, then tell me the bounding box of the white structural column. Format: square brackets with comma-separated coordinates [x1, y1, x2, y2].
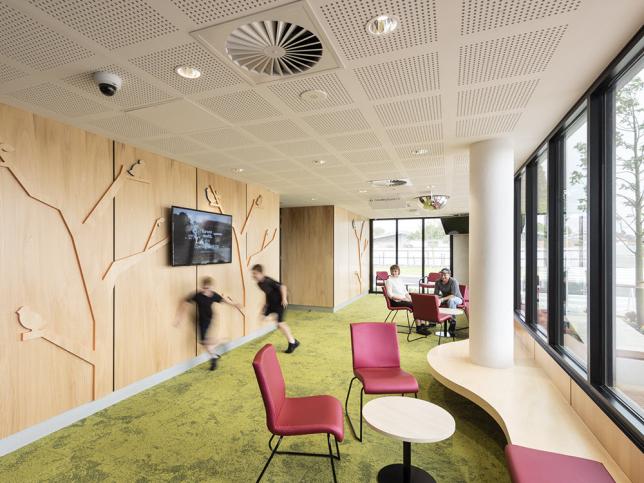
[469, 139, 514, 368]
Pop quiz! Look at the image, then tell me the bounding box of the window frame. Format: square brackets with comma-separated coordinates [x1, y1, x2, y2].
[514, 27, 644, 451]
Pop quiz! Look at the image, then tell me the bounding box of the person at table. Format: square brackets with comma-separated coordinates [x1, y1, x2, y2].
[385, 264, 431, 335]
[434, 268, 463, 335]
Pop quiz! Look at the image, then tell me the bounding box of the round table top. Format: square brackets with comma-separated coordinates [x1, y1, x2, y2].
[363, 396, 456, 444]
[439, 307, 464, 316]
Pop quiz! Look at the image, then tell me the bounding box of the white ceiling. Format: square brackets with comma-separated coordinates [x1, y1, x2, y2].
[0, 0, 642, 218]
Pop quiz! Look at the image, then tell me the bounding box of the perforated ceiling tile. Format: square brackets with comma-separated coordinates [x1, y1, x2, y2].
[458, 25, 567, 85]
[253, 159, 302, 173]
[29, 0, 178, 50]
[273, 140, 327, 156]
[188, 128, 255, 149]
[187, 151, 240, 167]
[386, 124, 443, 145]
[170, 0, 287, 25]
[302, 108, 370, 135]
[242, 120, 308, 142]
[130, 42, 244, 95]
[90, 114, 168, 138]
[401, 156, 445, 171]
[10, 82, 108, 117]
[461, 0, 581, 35]
[320, 0, 437, 61]
[355, 53, 440, 100]
[64, 65, 175, 109]
[0, 3, 94, 70]
[452, 154, 469, 173]
[198, 90, 280, 122]
[267, 72, 353, 112]
[394, 143, 444, 158]
[0, 62, 26, 84]
[456, 113, 522, 137]
[374, 95, 442, 127]
[224, 145, 282, 162]
[342, 148, 390, 164]
[326, 132, 381, 151]
[145, 136, 205, 155]
[457, 79, 539, 116]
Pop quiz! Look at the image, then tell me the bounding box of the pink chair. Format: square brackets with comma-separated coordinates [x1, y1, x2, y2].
[253, 344, 344, 482]
[458, 284, 469, 318]
[419, 272, 441, 293]
[382, 285, 412, 325]
[375, 271, 389, 292]
[410, 293, 453, 345]
[344, 323, 419, 442]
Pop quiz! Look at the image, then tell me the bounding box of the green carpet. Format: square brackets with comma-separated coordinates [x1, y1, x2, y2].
[0, 295, 510, 482]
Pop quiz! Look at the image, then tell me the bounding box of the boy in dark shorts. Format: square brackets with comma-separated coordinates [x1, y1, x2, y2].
[251, 264, 300, 354]
[175, 276, 241, 370]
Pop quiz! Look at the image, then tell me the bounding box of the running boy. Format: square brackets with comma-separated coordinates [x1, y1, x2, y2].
[251, 264, 300, 353]
[175, 276, 241, 370]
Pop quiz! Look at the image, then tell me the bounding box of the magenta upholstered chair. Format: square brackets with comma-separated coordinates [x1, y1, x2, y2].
[411, 293, 453, 344]
[382, 285, 412, 325]
[505, 444, 614, 483]
[375, 271, 389, 292]
[344, 323, 419, 442]
[253, 344, 344, 482]
[419, 272, 441, 293]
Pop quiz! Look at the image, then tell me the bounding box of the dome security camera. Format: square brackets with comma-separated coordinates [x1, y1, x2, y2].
[93, 71, 122, 97]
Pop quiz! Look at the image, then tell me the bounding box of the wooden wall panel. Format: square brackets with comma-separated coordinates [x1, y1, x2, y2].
[280, 206, 334, 307]
[333, 207, 369, 308]
[196, 170, 246, 345]
[0, 103, 113, 437]
[245, 184, 280, 334]
[114, 144, 196, 389]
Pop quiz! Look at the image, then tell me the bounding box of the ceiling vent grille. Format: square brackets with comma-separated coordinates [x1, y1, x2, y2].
[369, 179, 409, 188]
[226, 21, 322, 76]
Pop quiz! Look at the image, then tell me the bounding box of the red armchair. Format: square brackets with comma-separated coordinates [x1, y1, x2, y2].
[458, 284, 469, 318]
[344, 323, 419, 442]
[375, 271, 389, 292]
[419, 272, 441, 293]
[382, 285, 412, 325]
[253, 344, 344, 482]
[410, 293, 453, 344]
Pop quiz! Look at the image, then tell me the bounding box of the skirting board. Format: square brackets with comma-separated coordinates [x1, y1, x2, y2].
[288, 292, 368, 313]
[0, 323, 276, 457]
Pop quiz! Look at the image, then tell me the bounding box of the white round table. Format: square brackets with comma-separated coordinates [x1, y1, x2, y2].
[363, 396, 455, 482]
[435, 307, 464, 338]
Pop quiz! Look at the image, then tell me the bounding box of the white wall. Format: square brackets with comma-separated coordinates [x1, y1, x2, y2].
[452, 234, 469, 285]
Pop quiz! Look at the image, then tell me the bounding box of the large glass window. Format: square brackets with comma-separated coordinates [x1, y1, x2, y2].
[536, 152, 549, 335]
[612, 61, 644, 417]
[372, 219, 396, 287]
[397, 219, 423, 286]
[563, 115, 589, 365]
[519, 173, 527, 315]
[424, 218, 450, 272]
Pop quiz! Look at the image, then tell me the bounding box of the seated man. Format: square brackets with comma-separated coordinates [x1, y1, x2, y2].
[385, 264, 430, 335]
[434, 268, 463, 335]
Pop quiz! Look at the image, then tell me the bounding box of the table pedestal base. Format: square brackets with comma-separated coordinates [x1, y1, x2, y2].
[377, 464, 435, 483]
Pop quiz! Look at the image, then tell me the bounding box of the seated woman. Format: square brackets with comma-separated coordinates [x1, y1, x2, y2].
[384, 264, 430, 335]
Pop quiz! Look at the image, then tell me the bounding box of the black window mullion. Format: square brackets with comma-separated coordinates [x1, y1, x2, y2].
[421, 218, 426, 279]
[526, 161, 538, 326]
[395, 219, 399, 266]
[548, 135, 564, 346]
[369, 219, 374, 293]
[514, 177, 522, 312]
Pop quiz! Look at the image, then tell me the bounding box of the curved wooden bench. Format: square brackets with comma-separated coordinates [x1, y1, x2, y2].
[427, 340, 630, 482]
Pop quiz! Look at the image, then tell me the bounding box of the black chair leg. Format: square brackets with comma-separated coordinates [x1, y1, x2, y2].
[345, 377, 364, 442]
[256, 435, 282, 482]
[327, 434, 338, 483]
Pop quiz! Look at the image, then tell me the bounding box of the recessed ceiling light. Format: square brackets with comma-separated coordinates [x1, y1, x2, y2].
[312, 159, 327, 166]
[311, 197, 316, 201]
[366, 15, 399, 36]
[231, 168, 244, 173]
[300, 89, 328, 102]
[413, 148, 429, 155]
[358, 189, 368, 193]
[175, 65, 201, 79]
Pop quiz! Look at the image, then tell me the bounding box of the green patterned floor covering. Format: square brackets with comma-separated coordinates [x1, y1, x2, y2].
[0, 295, 510, 482]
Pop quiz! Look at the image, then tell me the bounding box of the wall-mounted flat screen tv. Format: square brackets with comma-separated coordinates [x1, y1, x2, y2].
[441, 215, 469, 235]
[171, 206, 233, 266]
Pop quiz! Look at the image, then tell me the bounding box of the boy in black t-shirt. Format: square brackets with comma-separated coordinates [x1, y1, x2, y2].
[251, 264, 300, 354]
[175, 276, 241, 370]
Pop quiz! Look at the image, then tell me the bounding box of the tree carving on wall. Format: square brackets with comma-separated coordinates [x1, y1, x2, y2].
[352, 219, 369, 292]
[0, 140, 168, 398]
[205, 185, 277, 334]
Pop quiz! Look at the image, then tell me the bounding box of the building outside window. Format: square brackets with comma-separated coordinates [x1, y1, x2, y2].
[536, 152, 549, 335]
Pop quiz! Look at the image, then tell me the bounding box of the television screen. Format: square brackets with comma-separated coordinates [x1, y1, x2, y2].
[171, 206, 233, 266]
[441, 215, 469, 235]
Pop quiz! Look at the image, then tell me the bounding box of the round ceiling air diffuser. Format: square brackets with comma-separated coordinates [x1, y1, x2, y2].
[369, 179, 409, 187]
[225, 20, 323, 76]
